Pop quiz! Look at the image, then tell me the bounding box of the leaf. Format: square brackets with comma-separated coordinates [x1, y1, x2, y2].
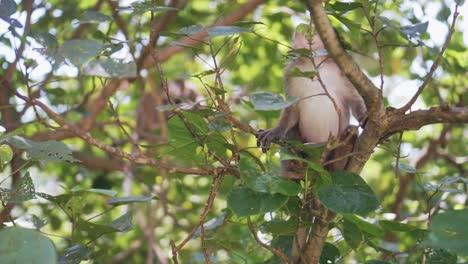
[107, 195, 156, 206]
[83, 58, 137, 78]
[317, 171, 379, 216]
[59, 39, 105, 66]
[194, 215, 225, 237]
[426, 209, 468, 255]
[28, 31, 58, 53]
[227, 187, 288, 217]
[207, 26, 253, 37]
[288, 67, 318, 78]
[15, 214, 47, 229]
[0, 0, 17, 19]
[123, 2, 178, 14]
[327, 1, 363, 12]
[379, 220, 418, 232]
[392, 162, 418, 173]
[36, 192, 73, 204]
[81, 11, 112, 24]
[250, 92, 299, 111]
[440, 176, 468, 185]
[165, 111, 229, 163]
[0, 144, 13, 167]
[424, 247, 457, 264]
[58, 245, 93, 264]
[109, 212, 133, 232]
[76, 220, 119, 238]
[1, 172, 36, 203]
[0, 227, 57, 264]
[261, 218, 297, 236]
[7, 136, 77, 163]
[71, 188, 118, 197]
[343, 214, 383, 237]
[244, 173, 301, 196]
[176, 25, 204, 35]
[365, 261, 392, 264]
[401, 22, 429, 39]
[343, 218, 363, 249]
[319, 242, 340, 264]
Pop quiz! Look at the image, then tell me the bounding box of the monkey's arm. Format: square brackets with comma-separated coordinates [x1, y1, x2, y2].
[257, 104, 299, 153]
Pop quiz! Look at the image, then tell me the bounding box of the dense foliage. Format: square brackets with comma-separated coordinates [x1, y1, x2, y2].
[0, 0, 467, 263]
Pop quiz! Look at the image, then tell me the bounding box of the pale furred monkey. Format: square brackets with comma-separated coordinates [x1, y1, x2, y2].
[257, 30, 366, 160]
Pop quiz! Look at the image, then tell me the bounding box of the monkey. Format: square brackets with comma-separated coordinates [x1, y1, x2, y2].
[257, 30, 367, 171]
[256, 29, 368, 263]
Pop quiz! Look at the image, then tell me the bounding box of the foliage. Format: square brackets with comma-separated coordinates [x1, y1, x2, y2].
[0, 0, 467, 263]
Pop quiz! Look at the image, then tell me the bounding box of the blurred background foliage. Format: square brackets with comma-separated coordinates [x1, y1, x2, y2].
[0, 0, 467, 263]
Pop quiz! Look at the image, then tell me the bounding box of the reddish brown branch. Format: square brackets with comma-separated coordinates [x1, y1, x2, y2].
[141, 0, 265, 68]
[247, 217, 291, 264]
[388, 106, 468, 134]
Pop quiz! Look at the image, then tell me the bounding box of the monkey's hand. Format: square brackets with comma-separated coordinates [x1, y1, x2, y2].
[257, 127, 287, 153]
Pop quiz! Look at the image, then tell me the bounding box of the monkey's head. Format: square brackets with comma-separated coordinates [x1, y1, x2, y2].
[292, 26, 324, 51]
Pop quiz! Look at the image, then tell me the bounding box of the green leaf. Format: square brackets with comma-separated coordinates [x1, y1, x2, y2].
[0, 144, 13, 167]
[243, 172, 301, 196]
[327, 1, 363, 12]
[320, 242, 340, 264]
[250, 92, 299, 111]
[83, 58, 137, 78]
[440, 176, 468, 185]
[28, 31, 58, 53]
[59, 39, 105, 66]
[122, 2, 178, 14]
[392, 162, 418, 173]
[207, 26, 253, 37]
[343, 214, 383, 237]
[0, 227, 57, 264]
[318, 171, 379, 216]
[261, 218, 297, 236]
[7, 136, 77, 163]
[109, 211, 133, 232]
[71, 188, 118, 197]
[424, 247, 457, 264]
[343, 218, 363, 249]
[365, 260, 392, 264]
[36, 192, 73, 204]
[227, 187, 288, 217]
[107, 195, 156, 206]
[81, 11, 112, 23]
[58, 245, 92, 264]
[0, 0, 17, 19]
[165, 111, 229, 163]
[426, 209, 468, 255]
[401, 22, 429, 39]
[76, 220, 119, 238]
[176, 25, 204, 35]
[288, 67, 318, 78]
[1, 172, 36, 203]
[379, 220, 418, 232]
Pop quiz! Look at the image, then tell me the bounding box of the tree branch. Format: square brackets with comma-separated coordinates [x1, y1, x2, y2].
[388, 106, 468, 134]
[305, 0, 382, 113]
[399, 2, 460, 113]
[141, 0, 265, 68]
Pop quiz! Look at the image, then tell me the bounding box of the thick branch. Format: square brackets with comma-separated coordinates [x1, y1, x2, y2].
[306, 0, 382, 113]
[388, 106, 468, 134]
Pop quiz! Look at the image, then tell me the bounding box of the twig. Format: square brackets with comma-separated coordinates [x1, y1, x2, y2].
[247, 217, 291, 264]
[399, 1, 460, 113]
